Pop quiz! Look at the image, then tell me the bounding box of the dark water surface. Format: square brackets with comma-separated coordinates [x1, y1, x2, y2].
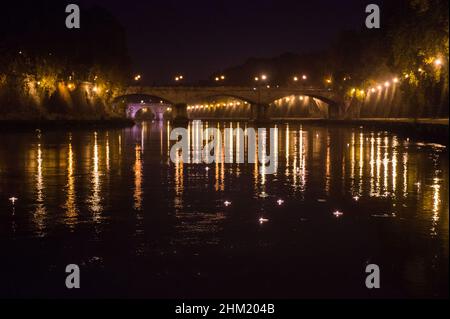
[0, 121, 448, 298]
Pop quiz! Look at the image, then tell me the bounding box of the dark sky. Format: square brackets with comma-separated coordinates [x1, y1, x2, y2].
[78, 0, 374, 83]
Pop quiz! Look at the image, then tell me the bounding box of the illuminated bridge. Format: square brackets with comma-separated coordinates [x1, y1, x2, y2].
[115, 86, 350, 122]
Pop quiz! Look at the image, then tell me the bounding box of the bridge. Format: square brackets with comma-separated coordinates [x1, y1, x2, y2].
[115, 86, 349, 122]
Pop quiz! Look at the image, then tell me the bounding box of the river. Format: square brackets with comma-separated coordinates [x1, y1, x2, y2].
[0, 121, 448, 298]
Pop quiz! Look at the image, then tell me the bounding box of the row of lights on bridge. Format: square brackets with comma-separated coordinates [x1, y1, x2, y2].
[132, 73, 311, 84]
[132, 57, 444, 87]
[187, 101, 249, 110]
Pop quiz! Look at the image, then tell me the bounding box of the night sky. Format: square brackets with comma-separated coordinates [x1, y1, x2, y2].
[77, 0, 373, 83]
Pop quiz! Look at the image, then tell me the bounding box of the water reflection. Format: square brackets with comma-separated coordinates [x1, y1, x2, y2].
[0, 121, 444, 237]
[88, 132, 102, 220]
[64, 138, 78, 225]
[134, 144, 143, 211]
[0, 121, 448, 297]
[34, 142, 46, 236]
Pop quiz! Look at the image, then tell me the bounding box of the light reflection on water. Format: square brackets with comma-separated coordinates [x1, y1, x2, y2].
[0, 121, 448, 298]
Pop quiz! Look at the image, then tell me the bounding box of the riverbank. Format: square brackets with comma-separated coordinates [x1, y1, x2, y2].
[0, 118, 135, 132]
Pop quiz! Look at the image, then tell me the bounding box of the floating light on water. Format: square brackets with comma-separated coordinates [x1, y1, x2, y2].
[277, 199, 284, 206]
[259, 217, 269, 224]
[9, 197, 18, 204]
[333, 210, 344, 218]
[224, 201, 232, 207]
[353, 196, 360, 201]
[205, 167, 210, 171]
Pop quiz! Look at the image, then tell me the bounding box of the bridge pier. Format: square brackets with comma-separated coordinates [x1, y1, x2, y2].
[172, 103, 189, 125]
[251, 103, 271, 123]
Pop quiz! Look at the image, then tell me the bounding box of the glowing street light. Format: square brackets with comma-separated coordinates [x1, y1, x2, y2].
[302, 75, 307, 80]
[293, 76, 299, 82]
[393, 77, 399, 83]
[215, 75, 226, 82]
[254, 76, 259, 81]
[384, 81, 390, 87]
[134, 74, 141, 81]
[261, 74, 267, 81]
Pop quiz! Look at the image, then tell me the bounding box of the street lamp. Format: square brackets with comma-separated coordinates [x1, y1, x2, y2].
[134, 74, 141, 81]
[215, 75, 226, 83]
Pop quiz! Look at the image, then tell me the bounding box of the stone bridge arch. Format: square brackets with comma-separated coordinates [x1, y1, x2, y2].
[118, 86, 345, 122]
[112, 93, 174, 119]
